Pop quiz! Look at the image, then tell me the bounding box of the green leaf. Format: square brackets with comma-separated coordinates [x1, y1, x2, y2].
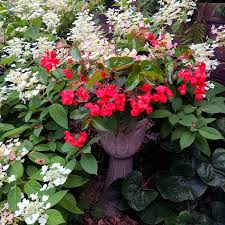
[70, 47, 82, 61]
[48, 190, 68, 207]
[92, 116, 117, 133]
[63, 175, 88, 188]
[8, 161, 24, 180]
[60, 193, 83, 214]
[172, 97, 183, 112]
[150, 110, 172, 118]
[49, 104, 68, 129]
[201, 103, 224, 114]
[179, 114, 197, 127]
[0, 123, 15, 132]
[183, 105, 196, 114]
[8, 186, 22, 212]
[28, 152, 50, 165]
[156, 173, 207, 202]
[165, 56, 174, 84]
[0, 55, 16, 65]
[46, 209, 65, 225]
[80, 154, 98, 175]
[194, 134, 210, 156]
[138, 202, 174, 225]
[87, 70, 103, 88]
[125, 72, 140, 91]
[24, 180, 42, 196]
[121, 171, 158, 211]
[180, 131, 195, 150]
[106, 57, 134, 71]
[199, 127, 223, 140]
[70, 108, 88, 120]
[1, 125, 30, 139]
[169, 114, 180, 125]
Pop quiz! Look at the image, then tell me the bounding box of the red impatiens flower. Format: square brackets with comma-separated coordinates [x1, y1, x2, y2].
[178, 84, 187, 95]
[145, 33, 155, 41]
[141, 83, 152, 93]
[60, 89, 74, 105]
[75, 87, 90, 102]
[64, 131, 87, 147]
[63, 69, 73, 79]
[40, 50, 59, 73]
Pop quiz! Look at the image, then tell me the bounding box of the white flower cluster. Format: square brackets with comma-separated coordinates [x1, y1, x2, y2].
[68, 10, 116, 62]
[211, 25, 225, 47]
[189, 43, 219, 72]
[40, 163, 71, 190]
[2, 37, 54, 64]
[0, 138, 29, 163]
[10, 0, 72, 33]
[15, 194, 50, 225]
[0, 139, 29, 187]
[0, 203, 17, 225]
[0, 164, 16, 188]
[4, 68, 46, 102]
[205, 81, 215, 90]
[106, 7, 146, 37]
[2, 38, 32, 64]
[0, 86, 9, 107]
[153, 0, 196, 26]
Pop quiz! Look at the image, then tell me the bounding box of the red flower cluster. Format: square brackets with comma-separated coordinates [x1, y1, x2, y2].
[85, 84, 126, 117]
[40, 51, 59, 73]
[64, 131, 87, 147]
[145, 33, 167, 48]
[177, 62, 207, 101]
[130, 83, 173, 117]
[60, 86, 90, 106]
[63, 69, 73, 79]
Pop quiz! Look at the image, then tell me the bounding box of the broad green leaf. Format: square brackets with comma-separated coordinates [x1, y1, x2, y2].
[106, 57, 134, 71]
[172, 97, 183, 112]
[150, 110, 172, 118]
[8, 161, 24, 180]
[8, 186, 22, 212]
[156, 173, 207, 202]
[87, 70, 103, 88]
[199, 127, 223, 140]
[63, 175, 88, 188]
[121, 171, 158, 211]
[179, 114, 197, 127]
[24, 180, 42, 196]
[48, 190, 68, 207]
[1, 125, 30, 139]
[183, 105, 196, 114]
[0, 55, 16, 65]
[125, 72, 140, 91]
[28, 152, 50, 165]
[49, 104, 68, 129]
[194, 134, 210, 156]
[201, 103, 224, 114]
[46, 209, 65, 225]
[0, 123, 15, 132]
[92, 116, 117, 133]
[80, 154, 98, 175]
[180, 131, 195, 150]
[70, 108, 88, 120]
[60, 193, 83, 214]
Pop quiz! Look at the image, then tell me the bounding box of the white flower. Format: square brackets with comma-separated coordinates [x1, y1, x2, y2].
[15, 194, 50, 225]
[205, 81, 215, 90]
[40, 163, 71, 190]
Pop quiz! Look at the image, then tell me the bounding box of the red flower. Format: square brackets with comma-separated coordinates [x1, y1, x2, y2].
[145, 33, 155, 41]
[60, 90, 74, 105]
[178, 84, 187, 95]
[75, 87, 90, 102]
[101, 71, 107, 78]
[64, 131, 87, 147]
[40, 50, 59, 73]
[141, 83, 152, 93]
[63, 69, 73, 79]
[85, 103, 100, 117]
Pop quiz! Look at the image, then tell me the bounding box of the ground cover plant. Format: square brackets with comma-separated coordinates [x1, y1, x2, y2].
[0, 0, 224, 224]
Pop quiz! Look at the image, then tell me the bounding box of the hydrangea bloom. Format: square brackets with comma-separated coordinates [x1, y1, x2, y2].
[15, 194, 50, 225]
[40, 163, 71, 190]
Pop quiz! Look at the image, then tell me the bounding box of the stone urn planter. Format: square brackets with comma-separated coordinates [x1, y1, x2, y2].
[99, 118, 149, 215]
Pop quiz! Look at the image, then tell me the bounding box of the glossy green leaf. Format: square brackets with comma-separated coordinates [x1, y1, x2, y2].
[80, 154, 98, 175]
